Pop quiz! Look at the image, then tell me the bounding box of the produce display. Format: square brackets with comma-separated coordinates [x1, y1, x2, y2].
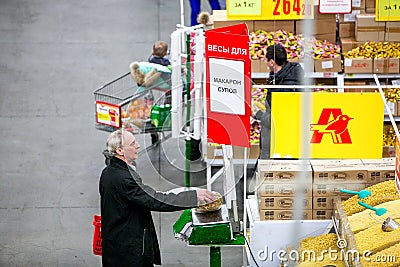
[296, 257, 346, 267]
[127, 99, 152, 119]
[250, 87, 268, 145]
[295, 180, 400, 266]
[249, 30, 304, 60]
[354, 220, 400, 254]
[345, 181, 399, 266]
[342, 180, 399, 216]
[385, 88, 400, 102]
[348, 199, 400, 233]
[295, 233, 346, 266]
[311, 39, 341, 59]
[122, 97, 154, 129]
[250, 121, 261, 145]
[249, 30, 341, 61]
[343, 42, 400, 59]
[298, 233, 338, 260]
[360, 243, 400, 267]
[383, 124, 399, 146]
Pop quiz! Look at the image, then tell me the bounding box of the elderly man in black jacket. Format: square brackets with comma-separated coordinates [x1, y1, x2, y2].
[99, 129, 216, 267]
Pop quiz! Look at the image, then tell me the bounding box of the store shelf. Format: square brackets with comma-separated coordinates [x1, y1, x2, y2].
[384, 115, 400, 122]
[252, 72, 339, 79]
[344, 73, 400, 79]
[204, 158, 257, 166]
[252, 72, 400, 80]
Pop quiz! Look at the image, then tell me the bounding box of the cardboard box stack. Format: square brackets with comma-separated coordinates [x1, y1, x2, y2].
[314, 57, 342, 73]
[254, 158, 395, 220]
[338, 0, 365, 46]
[206, 143, 260, 160]
[257, 160, 313, 220]
[251, 59, 269, 73]
[212, 10, 254, 32]
[253, 20, 295, 33]
[343, 57, 373, 73]
[386, 22, 400, 42]
[373, 58, 400, 74]
[365, 0, 375, 13]
[296, 6, 337, 43]
[310, 159, 367, 219]
[343, 80, 372, 93]
[340, 37, 366, 53]
[361, 158, 396, 186]
[355, 14, 385, 42]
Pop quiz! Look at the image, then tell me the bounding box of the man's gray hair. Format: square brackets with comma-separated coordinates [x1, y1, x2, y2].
[104, 129, 123, 157]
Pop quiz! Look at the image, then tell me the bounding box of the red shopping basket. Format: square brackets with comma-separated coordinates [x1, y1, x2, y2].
[92, 215, 102, 256]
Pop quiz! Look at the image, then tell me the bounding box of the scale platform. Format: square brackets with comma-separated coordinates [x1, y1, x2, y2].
[174, 204, 236, 245]
[192, 205, 230, 226]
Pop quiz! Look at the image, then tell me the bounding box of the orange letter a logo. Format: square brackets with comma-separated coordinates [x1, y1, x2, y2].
[310, 108, 353, 144]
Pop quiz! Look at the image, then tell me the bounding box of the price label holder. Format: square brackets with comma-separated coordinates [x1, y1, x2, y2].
[376, 0, 400, 21]
[227, 0, 314, 20]
[319, 0, 352, 14]
[228, 0, 262, 15]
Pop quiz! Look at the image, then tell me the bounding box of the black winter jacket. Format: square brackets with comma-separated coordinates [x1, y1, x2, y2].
[265, 61, 304, 108]
[99, 157, 197, 266]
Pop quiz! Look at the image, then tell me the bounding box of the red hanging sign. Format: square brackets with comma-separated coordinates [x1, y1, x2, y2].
[205, 23, 251, 147]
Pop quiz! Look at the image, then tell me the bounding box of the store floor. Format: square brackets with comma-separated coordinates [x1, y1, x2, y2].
[0, 1, 245, 266]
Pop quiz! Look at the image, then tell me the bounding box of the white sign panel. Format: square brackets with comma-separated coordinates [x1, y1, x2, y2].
[209, 58, 245, 115]
[319, 0, 351, 13]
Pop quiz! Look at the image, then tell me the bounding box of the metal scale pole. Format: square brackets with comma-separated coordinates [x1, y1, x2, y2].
[185, 33, 191, 188]
[185, 29, 221, 267]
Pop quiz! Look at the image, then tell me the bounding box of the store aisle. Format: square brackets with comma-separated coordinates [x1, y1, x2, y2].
[0, 1, 243, 266]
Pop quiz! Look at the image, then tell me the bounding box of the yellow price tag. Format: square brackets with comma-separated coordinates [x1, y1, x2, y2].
[228, 0, 262, 15]
[376, 0, 400, 21]
[98, 113, 109, 121]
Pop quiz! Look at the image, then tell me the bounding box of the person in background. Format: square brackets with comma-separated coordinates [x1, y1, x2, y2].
[218, 0, 226, 9]
[148, 41, 171, 145]
[100, 129, 216, 267]
[263, 43, 304, 110]
[249, 44, 304, 181]
[189, 0, 220, 26]
[148, 41, 171, 67]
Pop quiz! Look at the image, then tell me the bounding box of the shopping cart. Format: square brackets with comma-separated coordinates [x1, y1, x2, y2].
[94, 72, 171, 135]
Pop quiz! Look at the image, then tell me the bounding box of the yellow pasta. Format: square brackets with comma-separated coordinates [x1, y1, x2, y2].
[299, 233, 338, 257]
[360, 243, 400, 267]
[348, 199, 400, 233]
[296, 258, 346, 267]
[355, 222, 400, 254]
[342, 180, 399, 216]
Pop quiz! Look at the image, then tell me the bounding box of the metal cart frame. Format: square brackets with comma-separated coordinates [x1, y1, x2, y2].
[94, 72, 171, 135]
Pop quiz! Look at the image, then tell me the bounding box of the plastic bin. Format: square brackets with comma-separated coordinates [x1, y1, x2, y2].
[92, 215, 102, 256]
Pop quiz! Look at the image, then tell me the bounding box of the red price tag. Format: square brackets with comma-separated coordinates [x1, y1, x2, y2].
[227, 0, 314, 20]
[268, 0, 313, 19]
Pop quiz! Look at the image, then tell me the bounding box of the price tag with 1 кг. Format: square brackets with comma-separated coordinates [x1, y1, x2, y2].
[376, 0, 400, 21]
[228, 0, 262, 15]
